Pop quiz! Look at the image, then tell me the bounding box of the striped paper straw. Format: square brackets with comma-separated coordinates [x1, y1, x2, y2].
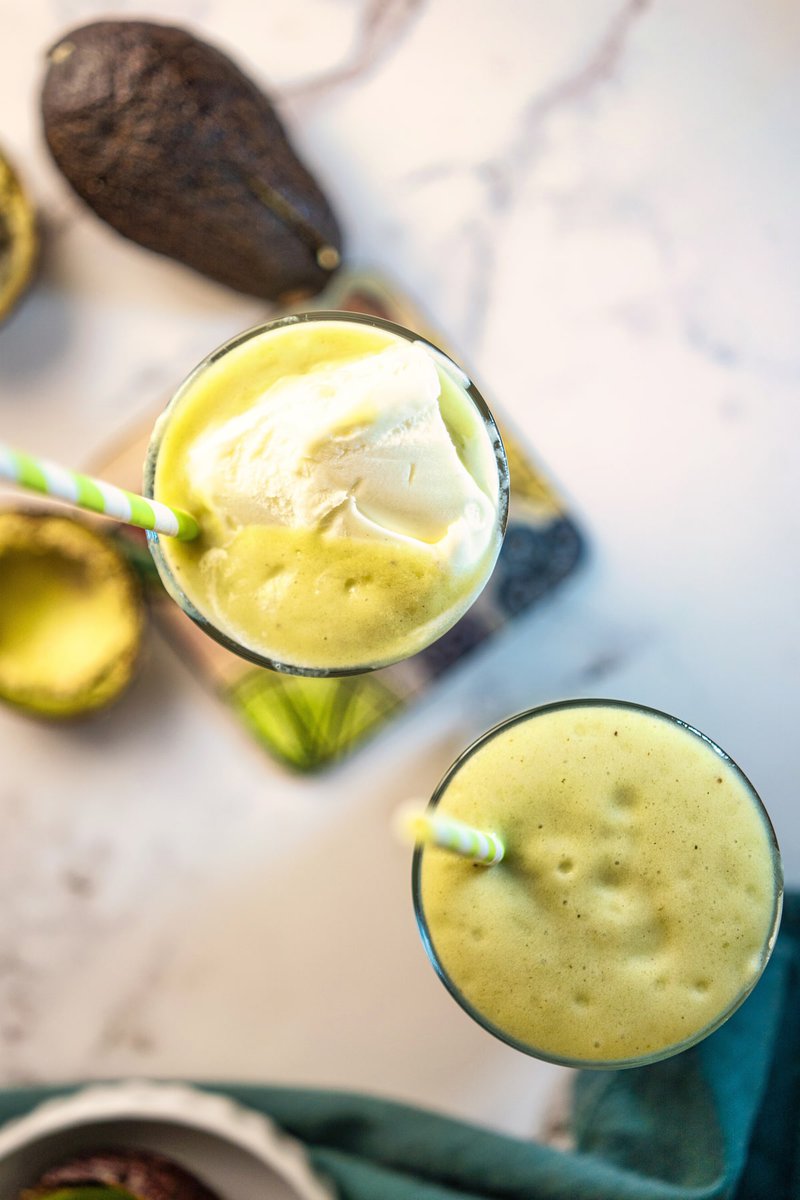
[0, 443, 199, 540]
[395, 803, 505, 866]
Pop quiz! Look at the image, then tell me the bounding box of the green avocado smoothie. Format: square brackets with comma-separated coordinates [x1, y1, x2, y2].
[415, 700, 782, 1067]
[148, 315, 507, 673]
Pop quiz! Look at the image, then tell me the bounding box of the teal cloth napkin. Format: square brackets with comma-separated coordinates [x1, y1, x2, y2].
[1, 893, 797, 1199]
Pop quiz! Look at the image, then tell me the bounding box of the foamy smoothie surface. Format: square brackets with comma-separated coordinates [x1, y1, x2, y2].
[417, 702, 782, 1066]
[151, 318, 504, 670]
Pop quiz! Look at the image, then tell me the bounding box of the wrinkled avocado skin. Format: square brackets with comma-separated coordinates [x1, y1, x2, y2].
[42, 20, 343, 300]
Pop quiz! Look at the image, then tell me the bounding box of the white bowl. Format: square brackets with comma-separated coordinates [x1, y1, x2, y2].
[0, 1080, 334, 1199]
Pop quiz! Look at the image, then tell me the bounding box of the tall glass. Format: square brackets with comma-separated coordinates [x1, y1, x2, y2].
[144, 312, 509, 677]
[413, 698, 783, 1069]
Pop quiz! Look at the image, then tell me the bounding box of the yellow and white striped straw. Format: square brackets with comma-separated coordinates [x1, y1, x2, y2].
[395, 802, 505, 866]
[0, 443, 199, 540]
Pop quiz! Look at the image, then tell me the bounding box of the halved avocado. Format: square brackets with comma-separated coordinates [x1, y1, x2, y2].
[0, 148, 37, 323]
[0, 512, 143, 718]
[21, 1148, 221, 1200]
[23, 1191, 133, 1200]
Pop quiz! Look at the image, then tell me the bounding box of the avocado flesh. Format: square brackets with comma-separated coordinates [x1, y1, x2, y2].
[23, 1191, 134, 1200]
[21, 1148, 221, 1200]
[0, 148, 37, 322]
[0, 513, 143, 718]
[41, 20, 343, 302]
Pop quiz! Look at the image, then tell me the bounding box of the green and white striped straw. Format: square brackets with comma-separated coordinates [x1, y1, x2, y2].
[0, 443, 199, 540]
[395, 802, 505, 866]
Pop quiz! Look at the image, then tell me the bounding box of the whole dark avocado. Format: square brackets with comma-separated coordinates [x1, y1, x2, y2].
[41, 20, 343, 301]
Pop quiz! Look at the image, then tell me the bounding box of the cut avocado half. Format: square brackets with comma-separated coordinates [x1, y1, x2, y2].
[0, 512, 143, 718]
[0, 147, 37, 323]
[20, 1148, 221, 1200]
[23, 1191, 134, 1200]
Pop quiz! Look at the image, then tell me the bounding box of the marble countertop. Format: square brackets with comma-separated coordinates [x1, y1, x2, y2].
[1, 0, 798, 1139]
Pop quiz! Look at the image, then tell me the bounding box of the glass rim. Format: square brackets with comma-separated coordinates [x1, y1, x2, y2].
[412, 697, 784, 1070]
[143, 310, 510, 678]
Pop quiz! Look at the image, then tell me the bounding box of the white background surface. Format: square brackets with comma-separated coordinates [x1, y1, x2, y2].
[0, 0, 798, 1139]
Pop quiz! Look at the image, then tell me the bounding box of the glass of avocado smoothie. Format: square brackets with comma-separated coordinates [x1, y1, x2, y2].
[413, 699, 783, 1068]
[144, 312, 509, 676]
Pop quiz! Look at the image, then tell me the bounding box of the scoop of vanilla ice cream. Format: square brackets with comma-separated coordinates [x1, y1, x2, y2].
[186, 342, 498, 573]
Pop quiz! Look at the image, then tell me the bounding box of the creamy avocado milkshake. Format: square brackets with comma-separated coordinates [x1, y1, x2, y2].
[145, 314, 508, 674]
[414, 700, 782, 1068]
